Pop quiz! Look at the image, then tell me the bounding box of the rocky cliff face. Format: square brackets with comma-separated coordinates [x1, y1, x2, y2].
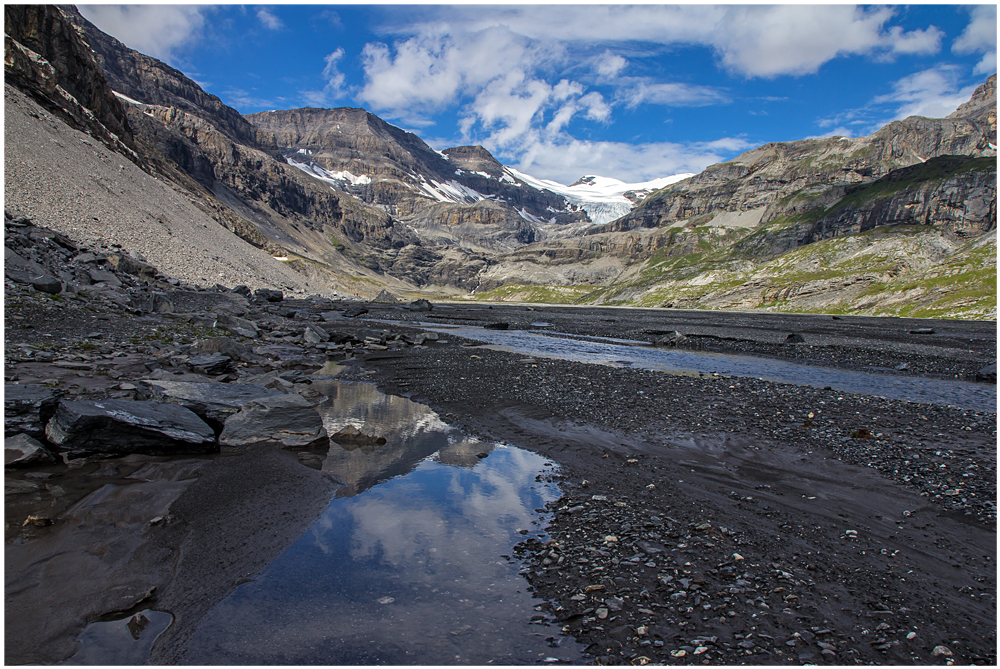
[615, 77, 997, 236]
[4, 5, 136, 159]
[246, 108, 586, 244]
[60, 6, 260, 149]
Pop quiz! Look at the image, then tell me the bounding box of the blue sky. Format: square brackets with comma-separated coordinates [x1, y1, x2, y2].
[79, 4, 997, 184]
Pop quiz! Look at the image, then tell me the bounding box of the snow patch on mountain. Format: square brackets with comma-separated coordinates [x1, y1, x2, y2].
[505, 168, 693, 225]
[286, 158, 371, 186]
[416, 176, 490, 205]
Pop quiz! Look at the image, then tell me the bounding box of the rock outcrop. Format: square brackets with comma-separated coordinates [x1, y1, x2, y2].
[4, 5, 137, 160]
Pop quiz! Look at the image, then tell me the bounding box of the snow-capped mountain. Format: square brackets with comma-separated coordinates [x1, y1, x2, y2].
[503, 169, 694, 226]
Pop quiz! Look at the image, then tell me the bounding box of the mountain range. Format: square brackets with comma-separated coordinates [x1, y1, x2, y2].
[5, 5, 997, 318]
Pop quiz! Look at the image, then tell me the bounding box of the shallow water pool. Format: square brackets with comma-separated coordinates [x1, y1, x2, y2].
[174, 381, 581, 664]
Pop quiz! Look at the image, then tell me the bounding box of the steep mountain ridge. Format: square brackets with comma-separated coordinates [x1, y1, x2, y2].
[5, 6, 996, 318]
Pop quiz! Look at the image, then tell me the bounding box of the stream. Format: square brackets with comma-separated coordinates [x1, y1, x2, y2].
[420, 324, 997, 413]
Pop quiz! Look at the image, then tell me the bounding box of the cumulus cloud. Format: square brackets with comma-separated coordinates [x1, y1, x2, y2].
[953, 5, 997, 76]
[503, 136, 753, 185]
[712, 6, 940, 77]
[874, 65, 981, 120]
[257, 8, 283, 31]
[388, 5, 942, 78]
[594, 51, 628, 79]
[77, 5, 206, 64]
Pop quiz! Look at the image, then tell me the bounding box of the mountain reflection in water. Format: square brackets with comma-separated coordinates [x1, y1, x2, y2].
[178, 381, 581, 664]
[311, 379, 495, 497]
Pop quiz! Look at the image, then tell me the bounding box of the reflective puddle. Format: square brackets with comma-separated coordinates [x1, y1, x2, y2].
[64, 610, 173, 665]
[175, 380, 582, 664]
[423, 325, 997, 413]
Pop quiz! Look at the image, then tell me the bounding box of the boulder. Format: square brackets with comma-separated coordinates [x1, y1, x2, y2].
[215, 313, 259, 338]
[406, 299, 433, 312]
[83, 267, 121, 287]
[784, 333, 806, 344]
[44, 399, 216, 454]
[4, 385, 61, 438]
[331, 425, 386, 447]
[186, 353, 234, 375]
[135, 380, 284, 430]
[976, 363, 997, 383]
[5, 433, 57, 467]
[254, 288, 284, 302]
[191, 337, 258, 363]
[302, 323, 330, 344]
[109, 253, 157, 278]
[343, 306, 368, 318]
[370, 289, 399, 304]
[231, 284, 252, 297]
[219, 394, 328, 449]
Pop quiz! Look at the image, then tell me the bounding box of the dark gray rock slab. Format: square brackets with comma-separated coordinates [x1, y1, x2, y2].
[5, 384, 61, 438]
[219, 394, 328, 449]
[136, 380, 283, 428]
[83, 267, 121, 287]
[186, 354, 234, 375]
[44, 399, 216, 454]
[254, 288, 284, 302]
[976, 363, 997, 383]
[302, 323, 330, 344]
[215, 313, 259, 338]
[191, 337, 259, 363]
[407, 299, 433, 312]
[231, 284, 252, 297]
[5, 433, 57, 466]
[343, 306, 368, 318]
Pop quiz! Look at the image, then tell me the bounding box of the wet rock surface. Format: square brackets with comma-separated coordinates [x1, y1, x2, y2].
[4, 215, 996, 665]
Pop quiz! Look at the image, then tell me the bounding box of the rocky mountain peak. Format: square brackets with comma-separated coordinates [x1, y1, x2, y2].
[948, 72, 996, 142]
[441, 145, 505, 178]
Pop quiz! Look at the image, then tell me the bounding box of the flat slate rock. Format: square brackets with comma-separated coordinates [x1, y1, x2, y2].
[5, 433, 57, 467]
[5, 385, 61, 438]
[136, 380, 284, 427]
[219, 394, 328, 449]
[186, 353, 234, 375]
[44, 399, 216, 455]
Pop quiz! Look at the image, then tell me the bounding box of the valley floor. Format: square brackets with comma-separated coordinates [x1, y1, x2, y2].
[5, 292, 996, 665]
[347, 303, 997, 665]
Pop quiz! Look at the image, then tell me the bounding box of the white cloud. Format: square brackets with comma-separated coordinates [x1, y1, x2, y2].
[503, 136, 752, 185]
[300, 49, 347, 108]
[713, 6, 940, 77]
[874, 65, 981, 121]
[594, 50, 628, 79]
[77, 5, 206, 64]
[257, 8, 283, 31]
[388, 5, 942, 79]
[618, 81, 730, 108]
[953, 5, 997, 76]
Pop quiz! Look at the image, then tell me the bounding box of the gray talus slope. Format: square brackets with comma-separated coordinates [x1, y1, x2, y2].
[4, 84, 322, 294]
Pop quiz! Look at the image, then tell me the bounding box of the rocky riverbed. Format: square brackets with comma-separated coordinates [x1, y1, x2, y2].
[5, 214, 996, 665]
